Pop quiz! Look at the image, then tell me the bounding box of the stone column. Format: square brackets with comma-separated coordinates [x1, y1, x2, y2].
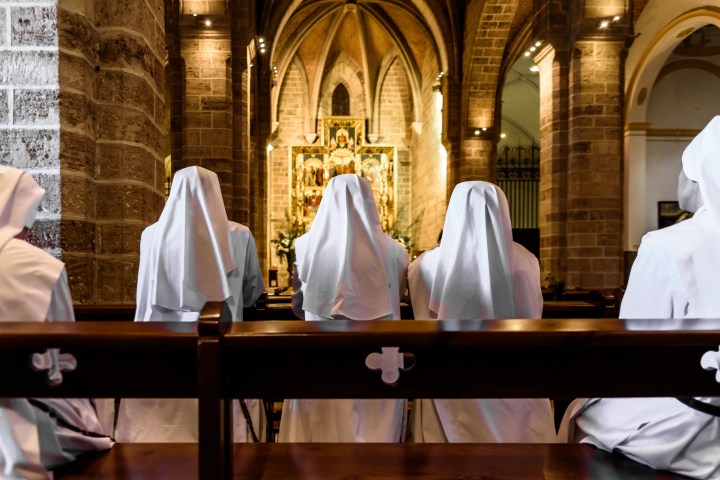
[536, 44, 569, 283]
[535, 0, 630, 289]
[57, 0, 166, 304]
[565, 39, 626, 288]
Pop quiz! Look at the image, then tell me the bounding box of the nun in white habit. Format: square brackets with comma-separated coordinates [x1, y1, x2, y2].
[0, 166, 113, 479]
[559, 116, 720, 479]
[278, 174, 409, 442]
[115, 166, 265, 443]
[407, 181, 555, 443]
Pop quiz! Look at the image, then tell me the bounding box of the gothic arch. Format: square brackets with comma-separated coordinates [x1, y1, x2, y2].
[624, 5, 720, 250]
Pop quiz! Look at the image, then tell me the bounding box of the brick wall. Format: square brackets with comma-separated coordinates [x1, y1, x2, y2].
[0, 0, 166, 304]
[269, 58, 306, 283]
[377, 58, 411, 236]
[410, 47, 446, 251]
[0, 0, 61, 263]
[180, 36, 233, 211]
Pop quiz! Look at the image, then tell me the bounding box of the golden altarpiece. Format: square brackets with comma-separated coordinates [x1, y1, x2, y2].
[291, 117, 396, 229]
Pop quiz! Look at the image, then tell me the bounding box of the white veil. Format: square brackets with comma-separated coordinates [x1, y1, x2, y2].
[144, 166, 234, 311]
[427, 181, 516, 319]
[297, 174, 393, 319]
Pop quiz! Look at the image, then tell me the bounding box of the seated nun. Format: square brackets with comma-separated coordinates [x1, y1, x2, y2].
[0, 166, 113, 478]
[115, 166, 265, 443]
[407, 181, 556, 443]
[278, 174, 409, 442]
[559, 116, 720, 479]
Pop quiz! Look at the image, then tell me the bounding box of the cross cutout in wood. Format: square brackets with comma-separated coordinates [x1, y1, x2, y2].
[31, 349, 77, 387]
[701, 347, 720, 383]
[365, 347, 414, 386]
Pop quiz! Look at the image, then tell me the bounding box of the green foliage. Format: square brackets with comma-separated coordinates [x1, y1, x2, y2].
[271, 212, 306, 266]
[545, 274, 566, 298]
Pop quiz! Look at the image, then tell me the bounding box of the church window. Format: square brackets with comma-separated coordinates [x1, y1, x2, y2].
[332, 84, 350, 116]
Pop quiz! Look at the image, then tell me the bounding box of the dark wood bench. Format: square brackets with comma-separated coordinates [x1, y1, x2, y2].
[218, 318, 718, 478]
[4, 314, 716, 479]
[0, 302, 231, 480]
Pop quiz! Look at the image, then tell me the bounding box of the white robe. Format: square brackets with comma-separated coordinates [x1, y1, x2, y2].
[407, 181, 555, 443]
[115, 222, 266, 442]
[116, 167, 266, 443]
[560, 117, 720, 479]
[560, 208, 720, 479]
[278, 175, 409, 443]
[0, 167, 112, 478]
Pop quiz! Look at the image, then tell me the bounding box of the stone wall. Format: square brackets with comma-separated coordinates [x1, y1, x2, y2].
[60, 0, 165, 303]
[411, 47, 446, 251]
[0, 1, 61, 261]
[179, 36, 233, 210]
[377, 57, 411, 236]
[0, 0, 166, 304]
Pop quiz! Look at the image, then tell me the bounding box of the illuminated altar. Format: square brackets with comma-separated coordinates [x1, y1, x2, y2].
[291, 116, 396, 229]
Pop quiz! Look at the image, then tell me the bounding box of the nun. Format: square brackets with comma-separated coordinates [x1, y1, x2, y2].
[115, 166, 265, 442]
[0, 166, 113, 478]
[278, 174, 409, 442]
[407, 181, 556, 443]
[559, 116, 720, 479]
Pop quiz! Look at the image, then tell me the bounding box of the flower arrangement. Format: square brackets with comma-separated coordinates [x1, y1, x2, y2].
[271, 212, 307, 269]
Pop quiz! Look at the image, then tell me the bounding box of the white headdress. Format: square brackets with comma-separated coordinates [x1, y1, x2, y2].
[297, 174, 393, 319]
[428, 181, 516, 319]
[0, 166, 44, 251]
[145, 166, 234, 311]
[682, 116, 720, 227]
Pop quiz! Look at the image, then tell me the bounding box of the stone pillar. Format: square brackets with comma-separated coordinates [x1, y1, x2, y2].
[565, 40, 626, 288]
[534, 0, 629, 289]
[92, 0, 166, 303]
[180, 28, 233, 211]
[231, 0, 268, 274]
[536, 44, 569, 283]
[56, 0, 166, 304]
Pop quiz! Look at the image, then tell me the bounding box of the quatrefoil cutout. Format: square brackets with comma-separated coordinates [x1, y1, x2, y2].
[31, 349, 77, 387]
[365, 347, 415, 386]
[701, 346, 720, 383]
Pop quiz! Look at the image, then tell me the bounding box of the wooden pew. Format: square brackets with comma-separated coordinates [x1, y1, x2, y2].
[4, 316, 717, 478]
[221, 318, 720, 479]
[0, 302, 231, 480]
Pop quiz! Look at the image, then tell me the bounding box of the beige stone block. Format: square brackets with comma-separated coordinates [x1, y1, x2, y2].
[64, 253, 94, 303]
[123, 184, 147, 221]
[97, 70, 154, 115]
[59, 51, 94, 95]
[96, 183, 125, 220]
[97, 258, 123, 303]
[61, 132, 94, 175]
[58, 8, 96, 60]
[200, 128, 230, 147]
[61, 173, 94, 218]
[60, 219, 96, 254]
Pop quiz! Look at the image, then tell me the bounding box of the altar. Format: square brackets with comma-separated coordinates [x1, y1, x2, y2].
[291, 116, 396, 229]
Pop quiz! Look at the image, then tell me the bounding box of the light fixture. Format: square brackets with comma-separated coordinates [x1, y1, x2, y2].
[204, 18, 212, 27]
[599, 20, 609, 28]
[192, 13, 197, 17]
[266, 144, 274, 152]
[469, 126, 496, 140]
[529, 65, 539, 72]
[500, 133, 507, 139]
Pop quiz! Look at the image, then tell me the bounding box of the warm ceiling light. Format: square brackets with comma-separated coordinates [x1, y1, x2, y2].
[204, 19, 212, 27]
[529, 65, 539, 72]
[599, 20, 609, 28]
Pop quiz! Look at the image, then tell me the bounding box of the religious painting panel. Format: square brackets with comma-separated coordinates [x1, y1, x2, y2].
[290, 117, 395, 230]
